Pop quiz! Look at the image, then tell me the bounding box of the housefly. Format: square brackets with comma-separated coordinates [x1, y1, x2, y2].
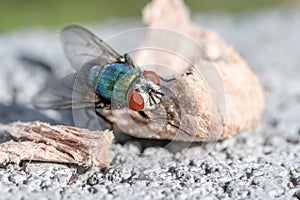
[33, 25, 191, 136]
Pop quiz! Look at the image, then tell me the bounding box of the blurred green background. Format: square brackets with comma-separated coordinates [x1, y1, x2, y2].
[0, 0, 297, 32]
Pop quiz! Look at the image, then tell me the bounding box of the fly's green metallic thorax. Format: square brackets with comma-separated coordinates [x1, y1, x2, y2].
[88, 63, 140, 107]
[113, 69, 140, 108]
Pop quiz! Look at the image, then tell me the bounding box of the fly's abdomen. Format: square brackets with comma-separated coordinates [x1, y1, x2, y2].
[88, 63, 138, 102]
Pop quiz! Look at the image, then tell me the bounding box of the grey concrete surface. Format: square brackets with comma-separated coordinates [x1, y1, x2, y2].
[0, 7, 300, 199]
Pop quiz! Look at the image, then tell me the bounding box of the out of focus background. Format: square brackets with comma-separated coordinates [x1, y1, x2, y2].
[0, 0, 297, 32]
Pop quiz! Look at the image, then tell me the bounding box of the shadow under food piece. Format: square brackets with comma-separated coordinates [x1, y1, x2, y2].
[114, 130, 208, 154]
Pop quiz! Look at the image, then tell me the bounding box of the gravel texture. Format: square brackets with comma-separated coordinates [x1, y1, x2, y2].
[0, 7, 300, 199]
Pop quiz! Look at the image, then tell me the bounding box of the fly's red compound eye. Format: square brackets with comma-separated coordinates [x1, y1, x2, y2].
[143, 71, 160, 86]
[128, 90, 144, 111]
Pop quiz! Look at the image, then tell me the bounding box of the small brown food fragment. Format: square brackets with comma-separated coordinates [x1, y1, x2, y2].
[0, 121, 113, 167]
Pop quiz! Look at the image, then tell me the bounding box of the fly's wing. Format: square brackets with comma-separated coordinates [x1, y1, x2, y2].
[32, 73, 110, 110]
[61, 25, 125, 71]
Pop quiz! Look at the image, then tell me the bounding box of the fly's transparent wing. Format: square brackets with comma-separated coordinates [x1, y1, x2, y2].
[61, 25, 123, 71]
[32, 73, 109, 110]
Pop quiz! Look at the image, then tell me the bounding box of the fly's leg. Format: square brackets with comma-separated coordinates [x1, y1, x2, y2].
[123, 53, 136, 67]
[138, 111, 191, 136]
[95, 110, 114, 130]
[160, 70, 193, 82]
[138, 111, 151, 120]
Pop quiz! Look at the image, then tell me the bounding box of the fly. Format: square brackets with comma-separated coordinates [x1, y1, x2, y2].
[33, 25, 191, 136]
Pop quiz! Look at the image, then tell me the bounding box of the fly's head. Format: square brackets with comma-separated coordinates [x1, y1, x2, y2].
[127, 71, 164, 111]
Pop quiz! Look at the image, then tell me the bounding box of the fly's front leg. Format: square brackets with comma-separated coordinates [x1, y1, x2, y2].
[159, 70, 193, 82]
[138, 111, 191, 136]
[138, 111, 150, 120]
